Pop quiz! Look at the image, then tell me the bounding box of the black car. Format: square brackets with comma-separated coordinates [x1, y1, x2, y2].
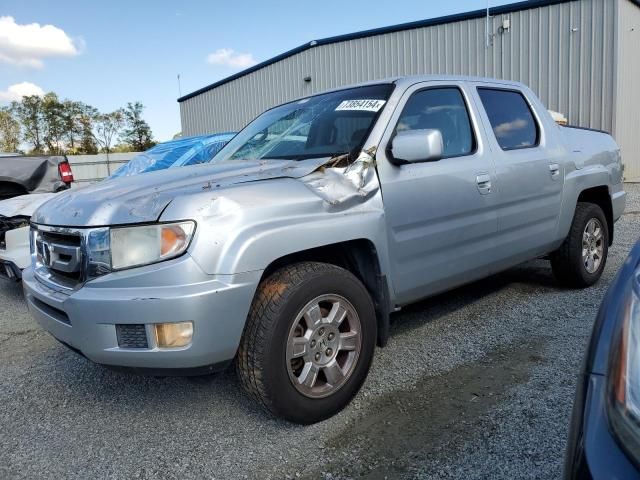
[565, 239, 640, 478]
[0, 154, 74, 200]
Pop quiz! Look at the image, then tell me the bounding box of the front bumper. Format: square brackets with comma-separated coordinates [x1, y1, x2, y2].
[22, 255, 261, 371]
[0, 225, 31, 278]
[564, 374, 638, 478]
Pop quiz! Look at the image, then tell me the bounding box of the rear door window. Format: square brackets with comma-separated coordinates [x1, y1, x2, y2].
[477, 88, 539, 150]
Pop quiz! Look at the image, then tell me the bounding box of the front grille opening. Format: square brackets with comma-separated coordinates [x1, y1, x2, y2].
[51, 269, 81, 281]
[116, 324, 149, 349]
[40, 231, 81, 247]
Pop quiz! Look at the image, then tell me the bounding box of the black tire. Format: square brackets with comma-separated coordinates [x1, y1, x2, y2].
[236, 262, 377, 424]
[551, 202, 609, 288]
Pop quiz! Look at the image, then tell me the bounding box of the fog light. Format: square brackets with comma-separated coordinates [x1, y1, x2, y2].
[154, 322, 193, 348]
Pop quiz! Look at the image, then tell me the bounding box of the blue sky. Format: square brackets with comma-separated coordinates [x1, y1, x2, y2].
[1, 0, 514, 141]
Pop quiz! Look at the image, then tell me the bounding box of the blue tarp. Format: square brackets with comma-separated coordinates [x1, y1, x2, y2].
[109, 133, 236, 179]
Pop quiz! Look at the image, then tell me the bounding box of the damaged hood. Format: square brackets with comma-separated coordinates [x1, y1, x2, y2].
[0, 193, 59, 218]
[32, 158, 329, 227]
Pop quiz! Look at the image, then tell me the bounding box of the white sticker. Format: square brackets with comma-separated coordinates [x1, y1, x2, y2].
[335, 99, 386, 112]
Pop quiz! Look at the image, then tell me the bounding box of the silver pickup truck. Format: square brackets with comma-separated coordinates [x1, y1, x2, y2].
[23, 75, 626, 423]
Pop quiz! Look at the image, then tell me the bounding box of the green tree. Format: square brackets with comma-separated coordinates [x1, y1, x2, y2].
[0, 107, 21, 152]
[12, 95, 44, 153]
[61, 100, 87, 152]
[42, 92, 66, 154]
[93, 109, 124, 174]
[111, 143, 137, 153]
[7, 93, 155, 156]
[122, 102, 155, 151]
[93, 109, 124, 154]
[79, 105, 98, 154]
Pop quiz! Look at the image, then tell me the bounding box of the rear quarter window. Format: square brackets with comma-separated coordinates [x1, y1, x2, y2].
[477, 88, 539, 150]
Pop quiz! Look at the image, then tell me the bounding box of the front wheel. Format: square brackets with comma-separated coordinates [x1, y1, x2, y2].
[236, 262, 376, 424]
[551, 202, 609, 288]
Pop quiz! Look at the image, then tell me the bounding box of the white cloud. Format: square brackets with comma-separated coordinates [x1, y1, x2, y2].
[0, 82, 45, 102]
[494, 118, 528, 137]
[0, 16, 81, 68]
[207, 48, 256, 68]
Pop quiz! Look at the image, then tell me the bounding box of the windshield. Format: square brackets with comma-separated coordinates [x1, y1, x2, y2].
[109, 133, 235, 179]
[214, 84, 394, 162]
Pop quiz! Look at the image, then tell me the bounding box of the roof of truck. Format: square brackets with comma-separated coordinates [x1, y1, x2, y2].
[286, 75, 525, 99]
[178, 0, 640, 103]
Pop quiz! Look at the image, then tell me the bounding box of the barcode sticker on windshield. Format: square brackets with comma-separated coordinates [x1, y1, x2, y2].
[335, 99, 386, 112]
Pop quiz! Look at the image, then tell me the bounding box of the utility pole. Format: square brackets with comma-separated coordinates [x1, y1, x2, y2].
[486, 0, 490, 48]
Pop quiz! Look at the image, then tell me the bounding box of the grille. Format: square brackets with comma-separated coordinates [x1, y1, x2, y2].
[116, 324, 149, 349]
[35, 229, 83, 286]
[39, 230, 81, 247]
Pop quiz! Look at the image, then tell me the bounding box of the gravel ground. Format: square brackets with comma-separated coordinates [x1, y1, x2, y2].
[1, 184, 639, 480]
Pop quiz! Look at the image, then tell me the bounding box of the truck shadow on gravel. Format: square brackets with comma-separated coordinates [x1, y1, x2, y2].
[390, 259, 557, 337]
[304, 337, 548, 479]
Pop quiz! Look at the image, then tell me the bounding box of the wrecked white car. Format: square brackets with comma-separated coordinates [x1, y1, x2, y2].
[0, 193, 57, 279]
[24, 76, 625, 423]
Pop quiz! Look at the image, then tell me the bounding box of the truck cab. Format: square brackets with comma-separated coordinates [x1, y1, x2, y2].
[23, 76, 626, 423]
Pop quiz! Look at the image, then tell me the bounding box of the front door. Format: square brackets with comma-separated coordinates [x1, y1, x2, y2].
[376, 81, 500, 305]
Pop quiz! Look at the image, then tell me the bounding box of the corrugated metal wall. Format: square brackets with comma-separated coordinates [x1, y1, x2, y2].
[615, 0, 640, 181]
[180, 0, 617, 144]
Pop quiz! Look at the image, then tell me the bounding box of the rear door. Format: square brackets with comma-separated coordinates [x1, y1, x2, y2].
[471, 84, 565, 264]
[376, 81, 500, 305]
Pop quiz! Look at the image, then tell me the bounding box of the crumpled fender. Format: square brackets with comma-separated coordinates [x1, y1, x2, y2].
[159, 152, 391, 279]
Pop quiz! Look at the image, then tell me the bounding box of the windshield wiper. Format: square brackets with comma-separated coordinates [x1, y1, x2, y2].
[325, 151, 353, 168]
[260, 153, 339, 161]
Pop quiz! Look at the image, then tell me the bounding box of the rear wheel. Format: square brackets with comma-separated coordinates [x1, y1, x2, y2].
[236, 262, 376, 424]
[551, 202, 609, 287]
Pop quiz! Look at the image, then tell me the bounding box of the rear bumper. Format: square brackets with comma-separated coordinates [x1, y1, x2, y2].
[22, 256, 262, 371]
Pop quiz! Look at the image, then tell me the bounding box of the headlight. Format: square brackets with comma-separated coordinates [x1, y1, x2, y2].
[609, 270, 640, 462]
[110, 221, 195, 270]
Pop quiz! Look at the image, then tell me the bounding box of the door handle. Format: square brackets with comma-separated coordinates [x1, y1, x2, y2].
[476, 174, 492, 195]
[549, 163, 560, 179]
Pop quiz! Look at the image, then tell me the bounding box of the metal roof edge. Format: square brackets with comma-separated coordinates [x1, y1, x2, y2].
[178, 0, 584, 103]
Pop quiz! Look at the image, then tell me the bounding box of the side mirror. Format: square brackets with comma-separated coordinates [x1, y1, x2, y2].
[389, 129, 444, 163]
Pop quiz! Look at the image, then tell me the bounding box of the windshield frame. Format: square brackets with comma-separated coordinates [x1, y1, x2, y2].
[212, 83, 395, 164]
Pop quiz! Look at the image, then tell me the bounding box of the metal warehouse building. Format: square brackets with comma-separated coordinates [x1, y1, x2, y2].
[178, 0, 640, 180]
